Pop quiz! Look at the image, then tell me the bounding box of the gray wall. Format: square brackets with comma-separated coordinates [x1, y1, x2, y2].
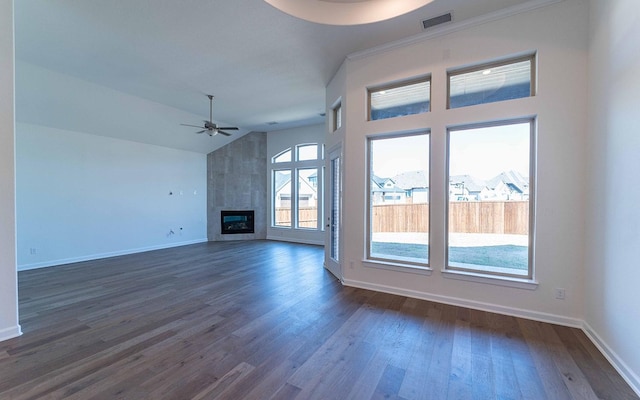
[207, 132, 267, 241]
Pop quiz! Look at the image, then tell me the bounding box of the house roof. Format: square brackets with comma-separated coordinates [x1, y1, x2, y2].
[487, 170, 529, 193]
[449, 175, 488, 193]
[391, 170, 429, 190]
[274, 171, 292, 193]
[274, 171, 317, 195]
[370, 175, 404, 193]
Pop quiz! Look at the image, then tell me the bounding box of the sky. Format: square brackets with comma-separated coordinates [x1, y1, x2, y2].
[372, 133, 429, 178]
[371, 122, 530, 181]
[449, 123, 530, 180]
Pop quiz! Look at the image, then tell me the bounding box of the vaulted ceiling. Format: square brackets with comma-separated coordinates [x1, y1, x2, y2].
[14, 0, 533, 152]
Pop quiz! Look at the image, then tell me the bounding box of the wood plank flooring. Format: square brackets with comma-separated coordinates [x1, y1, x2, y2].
[1, 240, 637, 399]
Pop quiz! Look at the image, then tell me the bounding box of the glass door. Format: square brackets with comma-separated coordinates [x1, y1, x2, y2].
[324, 146, 342, 280]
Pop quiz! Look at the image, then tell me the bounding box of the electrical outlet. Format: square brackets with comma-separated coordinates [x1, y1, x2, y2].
[29, 248, 37, 255]
[555, 288, 566, 300]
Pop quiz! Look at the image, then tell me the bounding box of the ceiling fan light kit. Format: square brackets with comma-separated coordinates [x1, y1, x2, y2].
[181, 95, 239, 137]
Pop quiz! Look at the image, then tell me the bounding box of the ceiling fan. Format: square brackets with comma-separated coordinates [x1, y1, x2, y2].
[181, 95, 239, 137]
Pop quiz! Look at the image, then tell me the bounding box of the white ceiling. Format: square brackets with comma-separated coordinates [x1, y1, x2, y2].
[14, 0, 532, 153]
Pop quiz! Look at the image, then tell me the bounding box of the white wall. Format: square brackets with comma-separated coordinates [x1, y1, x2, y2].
[0, 0, 21, 341]
[16, 123, 207, 270]
[12, 59, 209, 270]
[15, 61, 248, 155]
[267, 124, 325, 245]
[585, 0, 640, 392]
[332, 0, 589, 325]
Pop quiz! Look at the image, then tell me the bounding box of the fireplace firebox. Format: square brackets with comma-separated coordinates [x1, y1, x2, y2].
[221, 210, 255, 234]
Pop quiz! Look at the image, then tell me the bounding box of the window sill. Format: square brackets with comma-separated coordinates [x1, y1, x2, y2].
[363, 259, 432, 276]
[441, 269, 538, 290]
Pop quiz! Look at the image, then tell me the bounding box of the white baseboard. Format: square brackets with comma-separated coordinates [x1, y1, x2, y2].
[582, 322, 640, 397]
[266, 235, 324, 246]
[17, 239, 208, 271]
[0, 325, 22, 342]
[342, 278, 583, 328]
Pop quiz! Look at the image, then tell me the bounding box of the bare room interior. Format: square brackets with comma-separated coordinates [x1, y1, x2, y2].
[0, 0, 639, 398]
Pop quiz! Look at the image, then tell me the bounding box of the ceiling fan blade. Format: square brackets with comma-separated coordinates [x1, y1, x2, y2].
[181, 123, 205, 129]
[217, 127, 239, 131]
[196, 130, 206, 134]
[217, 130, 232, 137]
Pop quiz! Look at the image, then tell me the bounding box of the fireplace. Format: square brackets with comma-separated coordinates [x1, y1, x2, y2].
[221, 210, 255, 234]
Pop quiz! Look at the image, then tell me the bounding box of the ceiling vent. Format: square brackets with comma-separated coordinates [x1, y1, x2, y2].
[422, 12, 452, 30]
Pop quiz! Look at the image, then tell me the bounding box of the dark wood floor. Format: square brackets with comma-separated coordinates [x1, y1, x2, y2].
[0, 241, 637, 400]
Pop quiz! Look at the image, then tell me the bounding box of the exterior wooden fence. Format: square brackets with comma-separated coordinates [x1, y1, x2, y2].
[275, 207, 318, 228]
[372, 201, 528, 235]
[276, 202, 528, 234]
[371, 204, 429, 233]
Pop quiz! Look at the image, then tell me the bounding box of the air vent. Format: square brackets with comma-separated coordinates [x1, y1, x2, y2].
[422, 12, 452, 30]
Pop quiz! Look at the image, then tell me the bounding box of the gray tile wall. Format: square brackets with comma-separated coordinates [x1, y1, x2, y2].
[207, 132, 267, 241]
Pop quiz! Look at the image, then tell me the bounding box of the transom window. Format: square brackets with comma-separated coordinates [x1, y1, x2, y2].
[297, 144, 318, 161]
[368, 77, 431, 121]
[448, 55, 535, 109]
[273, 148, 292, 163]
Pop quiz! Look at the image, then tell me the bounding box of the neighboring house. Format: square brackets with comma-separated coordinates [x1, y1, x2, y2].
[391, 170, 430, 204]
[371, 175, 406, 204]
[274, 171, 318, 208]
[449, 171, 529, 201]
[487, 170, 529, 200]
[371, 170, 431, 204]
[449, 174, 491, 201]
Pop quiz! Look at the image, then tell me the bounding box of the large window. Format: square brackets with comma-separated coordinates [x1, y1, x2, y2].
[368, 132, 430, 266]
[271, 143, 323, 230]
[447, 120, 534, 278]
[368, 77, 431, 121]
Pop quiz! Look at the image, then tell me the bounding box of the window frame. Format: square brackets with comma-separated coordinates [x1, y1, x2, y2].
[445, 118, 536, 280]
[447, 54, 536, 110]
[365, 130, 431, 270]
[332, 102, 342, 132]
